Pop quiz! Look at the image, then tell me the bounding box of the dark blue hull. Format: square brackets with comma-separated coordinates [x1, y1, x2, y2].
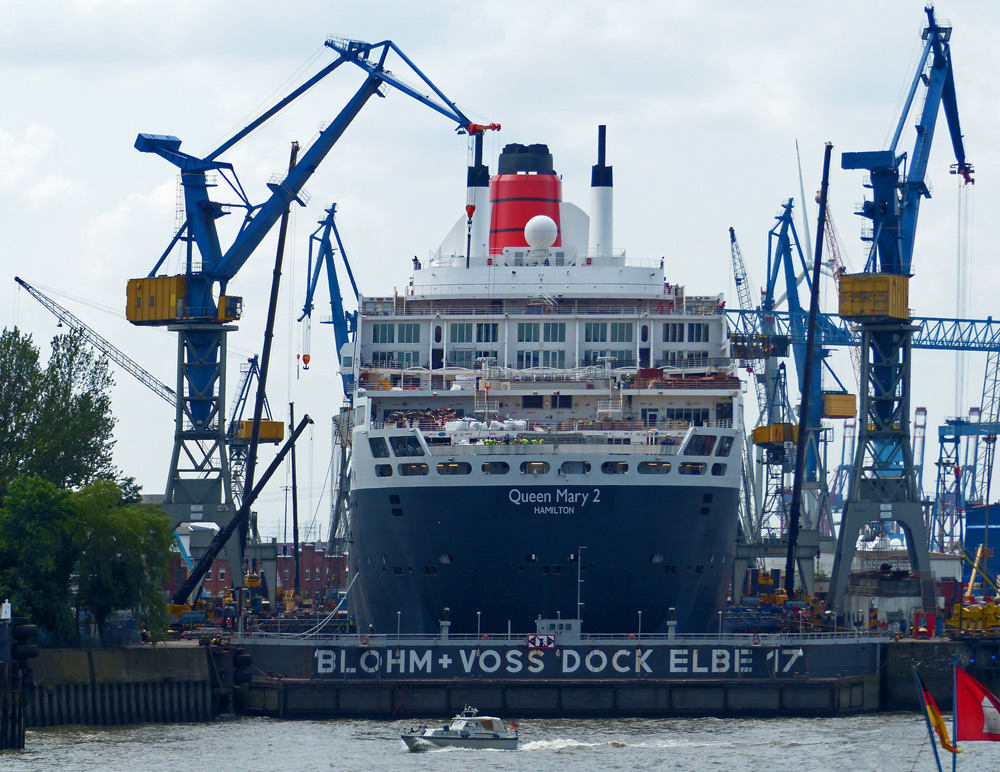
[348, 482, 739, 635]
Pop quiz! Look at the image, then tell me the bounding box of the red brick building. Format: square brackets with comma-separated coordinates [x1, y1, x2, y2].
[163, 543, 347, 603]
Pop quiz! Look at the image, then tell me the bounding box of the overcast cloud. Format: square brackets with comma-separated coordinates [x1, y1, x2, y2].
[3, 1, 999, 540]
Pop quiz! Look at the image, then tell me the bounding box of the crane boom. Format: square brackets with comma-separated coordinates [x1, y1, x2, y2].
[829, 7, 974, 616]
[14, 276, 174, 406]
[129, 36, 489, 598]
[300, 203, 358, 392]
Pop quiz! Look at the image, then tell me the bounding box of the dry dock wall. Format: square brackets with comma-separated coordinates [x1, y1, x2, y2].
[26, 646, 215, 727]
[237, 675, 881, 719]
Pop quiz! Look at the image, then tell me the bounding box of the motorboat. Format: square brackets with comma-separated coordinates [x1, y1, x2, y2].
[400, 706, 518, 750]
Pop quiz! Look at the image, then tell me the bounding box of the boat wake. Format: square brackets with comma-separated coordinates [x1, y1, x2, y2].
[520, 738, 628, 752]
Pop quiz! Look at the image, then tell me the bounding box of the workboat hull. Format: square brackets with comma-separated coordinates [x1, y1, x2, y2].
[400, 735, 518, 751]
[349, 480, 739, 635]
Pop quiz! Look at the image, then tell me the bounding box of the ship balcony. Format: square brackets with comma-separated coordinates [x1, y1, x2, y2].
[474, 397, 500, 416]
[596, 397, 623, 417]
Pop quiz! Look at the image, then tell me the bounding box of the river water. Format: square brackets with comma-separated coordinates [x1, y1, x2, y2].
[5, 713, 998, 771]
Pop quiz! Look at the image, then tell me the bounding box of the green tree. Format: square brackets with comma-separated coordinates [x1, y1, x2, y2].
[0, 476, 77, 641]
[0, 329, 43, 495]
[0, 328, 118, 499]
[25, 330, 117, 491]
[71, 479, 173, 643]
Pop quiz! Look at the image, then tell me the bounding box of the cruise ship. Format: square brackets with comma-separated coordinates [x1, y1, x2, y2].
[339, 129, 743, 635]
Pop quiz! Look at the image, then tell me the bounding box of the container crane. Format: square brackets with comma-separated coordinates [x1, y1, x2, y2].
[127, 37, 492, 599]
[828, 7, 974, 615]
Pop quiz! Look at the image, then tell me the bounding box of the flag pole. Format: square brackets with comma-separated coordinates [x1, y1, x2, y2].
[952, 656, 958, 772]
[914, 665, 945, 772]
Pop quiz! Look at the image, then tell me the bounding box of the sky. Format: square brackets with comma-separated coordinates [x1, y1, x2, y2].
[3, 0, 1000, 542]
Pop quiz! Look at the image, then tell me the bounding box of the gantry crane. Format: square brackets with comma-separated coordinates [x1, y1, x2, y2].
[127, 38, 491, 601]
[828, 7, 974, 615]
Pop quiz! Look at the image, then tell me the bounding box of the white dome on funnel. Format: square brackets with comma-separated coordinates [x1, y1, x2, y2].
[524, 215, 558, 248]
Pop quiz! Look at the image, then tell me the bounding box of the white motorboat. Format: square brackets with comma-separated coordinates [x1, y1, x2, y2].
[400, 707, 518, 751]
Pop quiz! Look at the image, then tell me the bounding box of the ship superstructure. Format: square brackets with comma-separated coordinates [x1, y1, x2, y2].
[340, 131, 743, 635]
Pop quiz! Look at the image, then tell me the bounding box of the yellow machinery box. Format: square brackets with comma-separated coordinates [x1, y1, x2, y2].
[752, 423, 798, 446]
[822, 392, 857, 418]
[218, 295, 243, 323]
[126, 276, 186, 324]
[838, 273, 909, 320]
[235, 420, 285, 443]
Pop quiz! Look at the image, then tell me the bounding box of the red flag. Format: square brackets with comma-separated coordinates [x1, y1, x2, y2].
[918, 676, 962, 753]
[956, 667, 1000, 741]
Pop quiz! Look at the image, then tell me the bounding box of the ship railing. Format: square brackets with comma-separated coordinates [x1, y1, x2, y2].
[368, 417, 733, 434]
[356, 364, 737, 388]
[423, 442, 682, 456]
[358, 301, 721, 318]
[235, 629, 890, 645]
[427, 249, 653, 269]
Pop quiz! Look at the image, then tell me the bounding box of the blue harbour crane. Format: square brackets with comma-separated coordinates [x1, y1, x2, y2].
[758, 200, 848, 546]
[827, 7, 975, 615]
[730, 201, 850, 598]
[127, 38, 487, 600]
[299, 203, 359, 396]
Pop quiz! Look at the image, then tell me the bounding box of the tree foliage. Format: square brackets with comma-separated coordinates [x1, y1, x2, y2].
[0, 476, 77, 640]
[0, 326, 172, 643]
[0, 329, 43, 493]
[0, 327, 118, 499]
[0, 477, 173, 644]
[72, 479, 173, 641]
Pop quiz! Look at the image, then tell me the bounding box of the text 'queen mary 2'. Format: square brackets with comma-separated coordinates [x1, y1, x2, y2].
[339, 127, 743, 636]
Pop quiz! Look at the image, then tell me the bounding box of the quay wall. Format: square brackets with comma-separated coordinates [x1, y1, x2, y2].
[237, 674, 881, 719]
[884, 638, 1000, 711]
[26, 645, 217, 727]
[1, 662, 28, 750]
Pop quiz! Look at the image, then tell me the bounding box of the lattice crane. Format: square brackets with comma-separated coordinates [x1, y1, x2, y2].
[15, 277, 174, 406]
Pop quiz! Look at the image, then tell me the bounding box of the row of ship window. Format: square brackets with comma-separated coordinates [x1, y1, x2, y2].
[366, 350, 713, 369]
[374, 459, 728, 477]
[370, 322, 712, 345]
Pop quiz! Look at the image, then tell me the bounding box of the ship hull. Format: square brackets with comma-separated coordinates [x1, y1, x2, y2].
[349, 481, 739, 635]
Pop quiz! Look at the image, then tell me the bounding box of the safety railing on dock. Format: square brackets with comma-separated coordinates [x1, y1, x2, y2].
[235, 629, 890, 646]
